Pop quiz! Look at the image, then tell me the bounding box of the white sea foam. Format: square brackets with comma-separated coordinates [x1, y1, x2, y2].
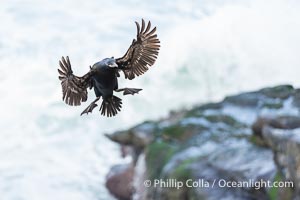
[0, 0, 299, 199]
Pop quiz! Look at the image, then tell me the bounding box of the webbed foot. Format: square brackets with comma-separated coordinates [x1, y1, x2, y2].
[80, 97, 100, 116]
[115, 88, 142, 95]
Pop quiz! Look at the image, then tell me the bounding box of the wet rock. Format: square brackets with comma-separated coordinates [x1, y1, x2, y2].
[106, 164, 134, 200]
[155, 138, 276, 200]
[252, 116, 300, 138]
[106, 85, 300, 199]
[292, 89, 300, 108]
[224, 85, 294, 109]
[224, 91, 262, 107]
[105, 121, 156, 148]
[260, 85, 294, 99]
[262, 127, 300, 198]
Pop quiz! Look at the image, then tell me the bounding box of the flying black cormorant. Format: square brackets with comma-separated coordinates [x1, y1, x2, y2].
[58, 19, 160, 117]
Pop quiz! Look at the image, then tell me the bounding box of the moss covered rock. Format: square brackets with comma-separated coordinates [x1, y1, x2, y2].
[106, 85, 300, 200]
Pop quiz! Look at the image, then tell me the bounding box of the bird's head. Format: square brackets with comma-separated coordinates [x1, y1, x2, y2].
[91, 57, 118, 71]
[104, 57, 118, 68]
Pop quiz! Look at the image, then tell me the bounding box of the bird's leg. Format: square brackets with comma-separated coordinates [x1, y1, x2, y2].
[80, 97, 100, 116]
[115, 88, 142, 95]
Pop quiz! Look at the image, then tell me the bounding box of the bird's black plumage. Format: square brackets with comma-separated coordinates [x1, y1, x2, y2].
[58, 19, 160, 117]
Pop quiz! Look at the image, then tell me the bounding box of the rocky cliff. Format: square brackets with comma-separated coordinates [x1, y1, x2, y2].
[105, 85, 300, 200]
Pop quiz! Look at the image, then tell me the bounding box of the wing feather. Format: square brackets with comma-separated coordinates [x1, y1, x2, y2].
[57, 56, 94, 106]
[116, 19, 160, 80]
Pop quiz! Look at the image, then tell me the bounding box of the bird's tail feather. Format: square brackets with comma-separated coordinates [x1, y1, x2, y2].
[100, 95, 122, 117]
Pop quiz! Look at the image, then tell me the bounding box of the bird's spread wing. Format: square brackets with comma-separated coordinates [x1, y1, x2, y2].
[58, 56, 93, 106]
[116, 19, 160, 80]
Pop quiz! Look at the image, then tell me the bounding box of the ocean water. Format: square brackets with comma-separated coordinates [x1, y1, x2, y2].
[0, 0, 300, 199]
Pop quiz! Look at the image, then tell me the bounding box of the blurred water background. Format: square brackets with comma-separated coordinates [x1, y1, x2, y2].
[0, 0, 299, 199]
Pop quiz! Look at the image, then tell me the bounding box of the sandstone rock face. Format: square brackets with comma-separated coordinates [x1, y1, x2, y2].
[106, 85, 300, 200]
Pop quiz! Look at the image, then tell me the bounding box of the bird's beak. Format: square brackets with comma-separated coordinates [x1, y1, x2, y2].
[110, 62, 118, 68]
